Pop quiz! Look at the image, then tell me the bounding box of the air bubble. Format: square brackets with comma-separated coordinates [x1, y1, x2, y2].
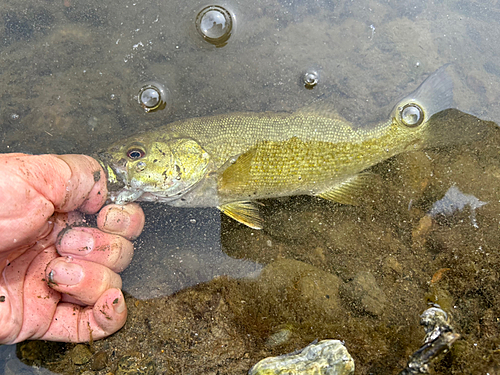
[195, 5, 233, 47]
[140, 88, 159, 109]
[303, 70, 319, 89]
[137, 83, 167, 113]
[400, 104, 424, 127]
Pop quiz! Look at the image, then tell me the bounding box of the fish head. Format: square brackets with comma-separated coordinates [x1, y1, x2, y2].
[98, 137, 211, 204]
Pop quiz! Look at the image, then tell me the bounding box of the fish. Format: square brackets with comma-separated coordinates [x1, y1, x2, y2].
[98, 66, 454, 229]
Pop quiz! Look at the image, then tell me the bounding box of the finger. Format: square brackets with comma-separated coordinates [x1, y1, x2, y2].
[56, 227, 134, 272]
[15, 245, 61, 343]
[0, 244, 60, 344]
[0, 154, 103, 255]
[55, 155, 108, 213]
[4, 211, 85, 265]
[38, 288, 127, 342]
[0, 154, 107, 215]
[97, 203, 145, 240]
[52, 211, 86, 232]
[35, 211, 85, 250]
[45, 257, 122, 305]
[0, 154, 58, 254]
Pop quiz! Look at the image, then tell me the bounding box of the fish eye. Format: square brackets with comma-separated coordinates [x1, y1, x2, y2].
[127, 147, 146, 160]
[399, 103, 424, 127]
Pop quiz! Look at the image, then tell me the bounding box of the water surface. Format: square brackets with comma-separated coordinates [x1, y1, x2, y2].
[1, 0, 500, 374]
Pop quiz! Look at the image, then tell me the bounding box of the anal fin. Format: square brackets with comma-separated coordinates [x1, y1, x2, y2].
[219, 201, 263, 229]
[316, 172, 377, 206]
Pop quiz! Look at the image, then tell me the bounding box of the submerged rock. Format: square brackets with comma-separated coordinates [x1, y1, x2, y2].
[68, 344, 92, 365]
[90, 350, 109, 371]
[115, 355, 156, 375]
[248, 339, 354, 375]
[257, 259, 343, 321]
[265, 327, 293, 348]
[341, 271, 388, 316]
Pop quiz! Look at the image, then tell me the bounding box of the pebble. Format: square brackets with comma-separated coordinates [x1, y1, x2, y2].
[69, 344, 92, 365]
[115, 355, 156, 375]
[249, 339, 354, 375]
[91, 350, 109, 371]
[342, 271, 387, 316]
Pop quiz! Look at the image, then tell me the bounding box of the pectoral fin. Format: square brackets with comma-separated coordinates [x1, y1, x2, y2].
[219, 201, 263, 229]
[219, 148, 257, 195]
[316, 172, 377, 206]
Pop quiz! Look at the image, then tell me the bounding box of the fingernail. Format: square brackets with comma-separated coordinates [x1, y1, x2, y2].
[59, 229, 94, 255]
[112, 294, 126, 314]
[48, 259, 84, 286]
[104, 208, 131, 232]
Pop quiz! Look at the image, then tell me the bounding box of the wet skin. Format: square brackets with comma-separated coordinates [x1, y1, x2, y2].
[0, 154, 145, 344]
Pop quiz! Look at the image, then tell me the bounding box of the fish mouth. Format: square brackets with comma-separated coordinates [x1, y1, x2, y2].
[94, 151, 126, 193]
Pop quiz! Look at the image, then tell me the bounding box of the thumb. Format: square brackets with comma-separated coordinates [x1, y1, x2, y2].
[54, 155, 108, 213]
[0, 154, 107, 256]
[4, 154, 108, 214]
[1, 153, 108, 213]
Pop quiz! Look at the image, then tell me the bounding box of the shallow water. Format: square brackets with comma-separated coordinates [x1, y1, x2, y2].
[1, 0, 500, 374]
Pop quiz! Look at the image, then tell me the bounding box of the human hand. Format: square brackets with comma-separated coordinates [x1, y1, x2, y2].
[0, 154, 145, 344]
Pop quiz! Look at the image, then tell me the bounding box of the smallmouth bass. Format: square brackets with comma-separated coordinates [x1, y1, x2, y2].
[98, 66, 454, 229]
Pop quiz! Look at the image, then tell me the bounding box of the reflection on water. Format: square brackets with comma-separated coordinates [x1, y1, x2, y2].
[429, 185, 488, 228]
[0, 344, 56, 375]
[1, 0, 500, 374]
[122, 205, 262, 299]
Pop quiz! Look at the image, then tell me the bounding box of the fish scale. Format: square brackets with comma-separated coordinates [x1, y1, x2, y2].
[166, 113, 388, 167]
[218, 132, 398, 200]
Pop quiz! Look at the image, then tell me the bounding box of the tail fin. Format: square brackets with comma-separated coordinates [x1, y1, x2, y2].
[388, 65, 492, 147]
[390, 64, 454, 126]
